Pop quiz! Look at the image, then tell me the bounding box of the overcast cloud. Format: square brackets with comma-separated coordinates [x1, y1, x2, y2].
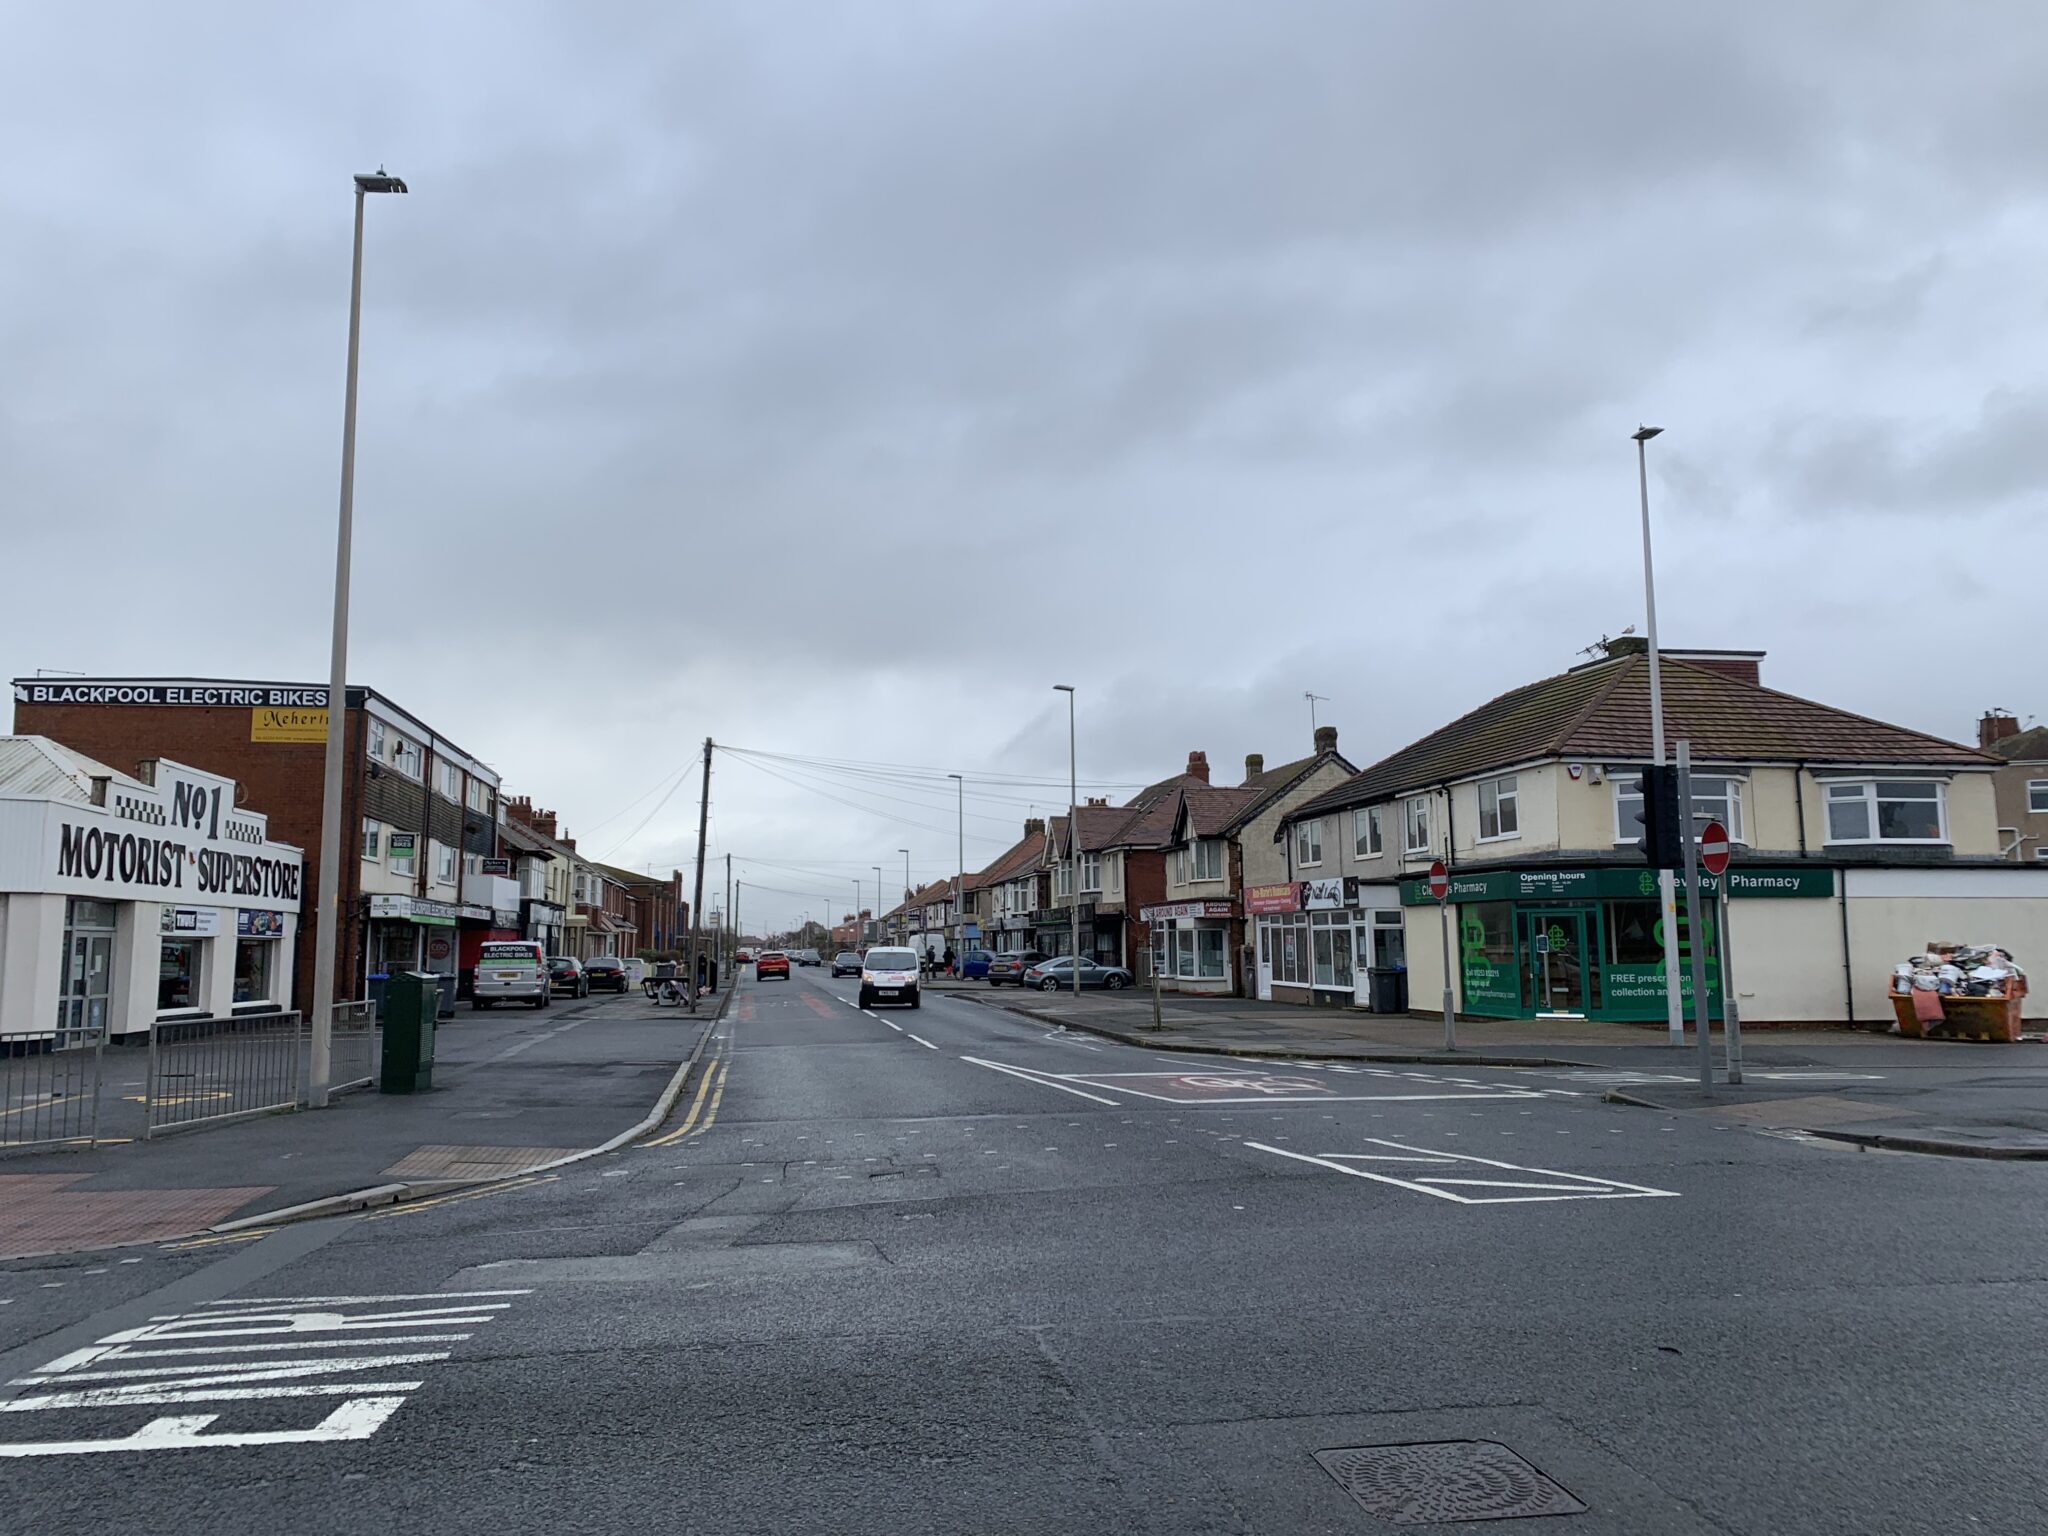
[5, 2, 2044, 931]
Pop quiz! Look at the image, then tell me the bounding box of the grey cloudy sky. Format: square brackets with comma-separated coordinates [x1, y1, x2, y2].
[6, 2, 2044, 932]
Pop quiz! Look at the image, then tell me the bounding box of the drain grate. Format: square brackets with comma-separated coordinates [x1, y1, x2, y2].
[1314, 1441, 1586, 1525]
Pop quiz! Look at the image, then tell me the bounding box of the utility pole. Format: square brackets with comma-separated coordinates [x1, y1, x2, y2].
[688, 738, 712, 1007]
[1055, 684, 1079, 994]
[1633, 425, 1686, 1049]
[948, 773, 964, 963]
[724, 853, 733, 978]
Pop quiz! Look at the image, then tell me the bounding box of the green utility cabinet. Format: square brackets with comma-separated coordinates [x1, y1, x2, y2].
[380, 971, 439, 1093]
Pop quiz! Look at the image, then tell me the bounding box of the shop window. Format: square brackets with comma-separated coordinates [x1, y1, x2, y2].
[1354, 806, 1383, 858]
[234, 939, 275, 1004]
[1197, 927, 1226, 978]
[1371, 909, 1406, 969]
[1404, 797, 1430, 854]
[1193, 839, 1225, 881]
[1614, 774, 1745, 844]
[1478, 776, 1519, 842]
[1295, 819, 1324, 868]
[1824, 780, 1945, 844]
[361, 818, 381, 861]
[1310, 911, 1353, 988]
[1605, 900, 1663, 965]
[159, 939, 202, 1011]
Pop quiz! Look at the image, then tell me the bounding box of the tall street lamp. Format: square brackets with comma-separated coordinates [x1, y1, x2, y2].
[1634, 425, 1685, 1050]
[899, 849, 911, 948]
[310, 169, 407, 1109]
[1054, 685, 1079, 996]
[871, 867, 882, 947]
[948, 773, 964, 963]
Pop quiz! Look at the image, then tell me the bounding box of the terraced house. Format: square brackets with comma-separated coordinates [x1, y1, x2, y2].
[1275, 638, 2048, 1027]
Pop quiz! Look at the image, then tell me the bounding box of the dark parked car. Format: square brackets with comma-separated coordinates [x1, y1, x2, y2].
[1021, 956, 1134, 992]
[583, 955, 630, 993]
[831, 951, 863, 977]
[547, 956, 589, 998]
[986, 950, 1047, 986]
[956, 948, 995, 979]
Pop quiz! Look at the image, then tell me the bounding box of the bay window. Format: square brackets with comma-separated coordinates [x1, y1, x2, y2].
[1824, 780, 1946, 844]
[1477, 776, 1519, 841]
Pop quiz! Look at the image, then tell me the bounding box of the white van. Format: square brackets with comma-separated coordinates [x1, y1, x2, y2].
[859, 946, 921, 1010]
[474, 940, 550, 1010]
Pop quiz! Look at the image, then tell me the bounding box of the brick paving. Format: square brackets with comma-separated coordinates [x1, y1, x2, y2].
[0, 1173, 275, 1260]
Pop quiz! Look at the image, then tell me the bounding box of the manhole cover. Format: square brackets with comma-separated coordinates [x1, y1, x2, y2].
[1314, 1441, 1585, 1524]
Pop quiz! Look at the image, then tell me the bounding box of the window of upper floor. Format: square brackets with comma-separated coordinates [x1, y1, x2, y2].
[1403, 797, 1430, 854]
[1182, 838, 1223, 882]
[1824, 779, 1946, 845]
[1080, 852, 1101, 893]
[2030, 780, 2048, 815]
[1353, 806, 1382, 858]
[1054, 860, 1073, 899]
[1613, 773, 1745, 845]
[361, 817, 382, 861]
[389, 734, 423, 780]
[1477, 775, 1519, 843]
[387, 832, 416, 876]
[1295, 819, 1323, 868]
[366, 719, 386, 764]
[434, 841, 457, 883]
[574, 871, 593, 903]
[435, 760, 461, 800]
[466, 779, 494, 815]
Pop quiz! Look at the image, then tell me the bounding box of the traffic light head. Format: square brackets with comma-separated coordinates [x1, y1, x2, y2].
[1630, 764, 1683, 869]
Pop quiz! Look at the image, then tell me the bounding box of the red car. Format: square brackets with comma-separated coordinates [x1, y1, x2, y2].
[755, 950, 791, 981]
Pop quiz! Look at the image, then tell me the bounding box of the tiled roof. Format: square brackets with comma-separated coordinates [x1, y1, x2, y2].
[1989, 725, 2048, 763]
[1177, 784, 1264, 838]
[1289, 655, 1995, 821]
[1060, 802, 1148, 854]
[1125, 770, 1205, 809]
[1219, 748, 1354, 834]
[967, 833, 1049, 891]
[1106, 789, 1183, 850]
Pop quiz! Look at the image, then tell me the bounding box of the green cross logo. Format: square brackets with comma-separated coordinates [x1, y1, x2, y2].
[1547, 924, 1567, 951]
[1637, 871, 1656, 896]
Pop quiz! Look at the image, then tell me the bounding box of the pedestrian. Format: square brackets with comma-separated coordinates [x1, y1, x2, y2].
[925, 944, 937, 980]
[697, 952, 710, 994]
[943, 945, 957, 978]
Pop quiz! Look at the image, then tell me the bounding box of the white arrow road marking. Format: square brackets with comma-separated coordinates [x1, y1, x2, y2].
[959, 1056, 1121, 1105]
[0, 1291, 529, 1456]
[1244, 1137, 1681, 1204]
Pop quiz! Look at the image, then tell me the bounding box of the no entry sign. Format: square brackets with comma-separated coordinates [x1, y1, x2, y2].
[1698, 821, 1731, 877]
[1427, 860, 1449, 901]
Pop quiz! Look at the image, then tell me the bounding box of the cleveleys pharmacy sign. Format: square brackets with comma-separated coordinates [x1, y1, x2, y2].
[1399, 864, 1834, 905]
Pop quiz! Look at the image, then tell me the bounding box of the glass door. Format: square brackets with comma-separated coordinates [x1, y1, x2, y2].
[1521, 910, 1589, 1015]
[57, 900, 116, 1045]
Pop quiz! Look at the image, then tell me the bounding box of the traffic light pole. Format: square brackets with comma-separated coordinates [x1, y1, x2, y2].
[1676, 741, 1714, 1091]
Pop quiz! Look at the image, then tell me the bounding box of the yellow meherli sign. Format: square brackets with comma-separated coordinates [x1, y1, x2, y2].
[251, 706, 327, 743]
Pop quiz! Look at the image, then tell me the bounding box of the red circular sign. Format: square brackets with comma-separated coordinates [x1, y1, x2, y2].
[1427, 860, 1449, 901]
[1698, 820, 1731, 877]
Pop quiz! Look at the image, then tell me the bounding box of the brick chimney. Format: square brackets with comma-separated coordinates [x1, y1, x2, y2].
[1244, 753, 1265, 780]
[1024, 817, 1045, 837]
[505, 796, 559, 840]
[1313, 725, 1337, 754]
[1667, 650, 1763, 687]
[1980, 711, 2021, 750]
[1085, 796, 1108, 808]
[1187, 750, 1210, 784]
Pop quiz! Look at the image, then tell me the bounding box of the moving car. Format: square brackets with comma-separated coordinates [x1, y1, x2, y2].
[547, 956, 590, 998]
[756, 950, 791, 981]
[735, 950, 754, 966]
[858, 946, 921, 1009]
[986, 950, 1047, 986]
[797, 949, 823, 967]
[474, 940, 550, 1010]
[1021, 956, 1134, 992]
[583, 955, 630, 993]
[830, 951, 863, 978]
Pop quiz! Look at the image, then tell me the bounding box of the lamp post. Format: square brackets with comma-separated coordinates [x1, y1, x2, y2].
[948, 773, 964, 965]
[309, 169, 407, 1109]
[899, 849, 911, 948]
[1054, 685, 1079, 996]
[1634, 425, 1685, 1051]
[871, 867, 882, 947]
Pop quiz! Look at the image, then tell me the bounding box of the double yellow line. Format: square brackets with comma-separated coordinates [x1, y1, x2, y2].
[644, 1053, 729, 1147]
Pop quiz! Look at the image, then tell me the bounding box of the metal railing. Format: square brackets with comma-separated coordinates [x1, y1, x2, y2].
[330, 999, 379, 1096]
[0, 1031, 106, 1149]
[145, 1010, 304, 1139]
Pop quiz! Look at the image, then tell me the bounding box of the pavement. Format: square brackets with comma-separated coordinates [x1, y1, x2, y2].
[0, 988, 720, 1260]
[5, 966, 2048, 1533]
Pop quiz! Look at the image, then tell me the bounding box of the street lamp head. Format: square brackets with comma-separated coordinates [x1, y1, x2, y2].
[353, 170, 408, 195]
[1631, 425, 1664, 443]
[1053, 684, 1075, 693]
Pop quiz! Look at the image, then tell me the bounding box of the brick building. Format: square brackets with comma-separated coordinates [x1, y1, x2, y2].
[10, 677, 512, 1014]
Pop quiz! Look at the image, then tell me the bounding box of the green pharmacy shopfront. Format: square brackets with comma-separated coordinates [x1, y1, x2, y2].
[1397, 864, 1835, 1023]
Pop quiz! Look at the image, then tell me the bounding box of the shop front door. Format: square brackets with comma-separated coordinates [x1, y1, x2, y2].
[1521, 910, 1589, 1015]
[1255, 922, 1274, 1000]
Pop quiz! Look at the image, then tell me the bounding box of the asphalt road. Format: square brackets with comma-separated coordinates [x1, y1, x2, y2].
[5, 965, 2048, 1533]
